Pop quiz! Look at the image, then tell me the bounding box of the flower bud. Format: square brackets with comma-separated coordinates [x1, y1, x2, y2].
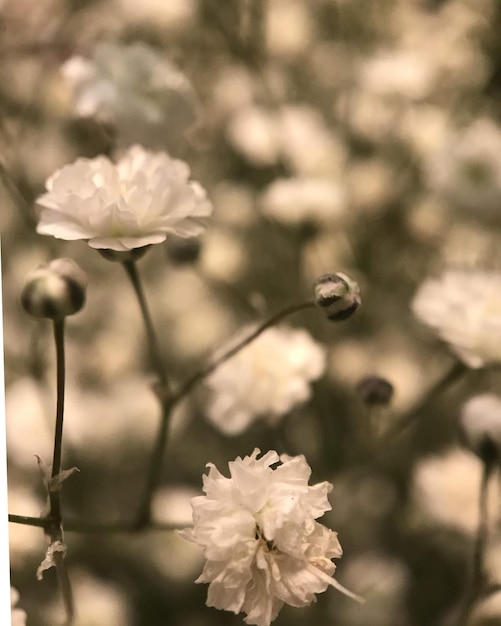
[165, 236, 201, 265]
[313, 272, 361, 321]
[356, 376, 394, 406]
[459, 394, 501, 464]
[21, 258, 87, 320]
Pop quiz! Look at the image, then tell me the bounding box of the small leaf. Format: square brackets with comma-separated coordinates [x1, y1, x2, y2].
[48, 467, 80, 493]
[36, 540, 67, 580]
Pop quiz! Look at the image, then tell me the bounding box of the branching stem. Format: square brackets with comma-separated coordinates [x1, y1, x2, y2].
[381, 360, 468, 443]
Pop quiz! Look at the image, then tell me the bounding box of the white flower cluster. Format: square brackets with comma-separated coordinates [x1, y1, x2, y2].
[36, 144, 212, 251]
[205, 326, 326, 435]
[260, 177, 345, 226]
[180, 449, 358, 626]
[425, 117, 501, 214]
[62, 41, 199, 150]
[412, 269, 501, 368]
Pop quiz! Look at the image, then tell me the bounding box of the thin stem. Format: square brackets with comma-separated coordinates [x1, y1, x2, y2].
[48, 319, 64, 536]
[122, 262, 313, 528]
[55, 551, 74, 626]
[135, 300, 315, 528]
[122, 260, 170, 395]
[47, 319, 74, 625]
[456, 459, 494, 626]
[170, 300, 316, 408]
[381, 360, 468, 444]
[51, 320, 66, 480]
[8, 514, 51, 529]
[8, 514, 186, 533]
[121, 260, 173, 527]
[134, 399, 172, 529]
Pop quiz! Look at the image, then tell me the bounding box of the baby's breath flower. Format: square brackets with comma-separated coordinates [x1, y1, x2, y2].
[205, 326, 326, 435]
[260, 177, 345, 226]
[179, 449, 361, 626]
[425, 117, 501, 214]
[410, 447, 501, 536]
[412, 269, 501, 368]
[62, 41, 200, 150]
[36, 145, 212, 252]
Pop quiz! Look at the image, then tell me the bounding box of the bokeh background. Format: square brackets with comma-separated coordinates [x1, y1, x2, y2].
[4, 0, 501, 625]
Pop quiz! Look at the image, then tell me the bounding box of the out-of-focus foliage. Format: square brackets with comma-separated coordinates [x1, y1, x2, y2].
[4, 1, 501, 625]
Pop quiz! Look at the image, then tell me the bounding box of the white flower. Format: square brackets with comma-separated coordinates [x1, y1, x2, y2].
[62, 41, 199, 150]
[11, 587, 27, 626]
[180, 449, 360, 626]
[411, 269, 501, 368]
[359, 48, 434, 101]
[260, 177, 345, 226]
[410, 447, 501, 536]
[36, 145, 212, 251]
[460, 393, 501, 458]
[205, 326, 326, 435]
[425, 118, 501, 214]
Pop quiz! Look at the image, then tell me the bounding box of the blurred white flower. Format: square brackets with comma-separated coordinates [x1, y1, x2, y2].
[11, 587, 27, 626]
[180, 448, 359, 626]
[205, 326, 326, 435]
[226, 104, 345, 176]
[334, 552, 410, 626]
[359, 48, 434, 101]
[410, 447, 501, 535]
[261, 177, 345, 226]
[226, 104, 281, 166]
[36, 144, 212, 251]
[412, 269, 501, 368]
[62, 41, 200, 150]
[117, 0, 197, 31]
[278, 105, 346, 176]
[266, 0, 313, 58]
[460, 393, 501, 458]
[467, 589, 501, 626]
[425, 118, 501, 214]
[45, 568, 133, 626]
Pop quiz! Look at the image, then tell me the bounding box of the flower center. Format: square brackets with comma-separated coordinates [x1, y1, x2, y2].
[254, 526, 276, 552]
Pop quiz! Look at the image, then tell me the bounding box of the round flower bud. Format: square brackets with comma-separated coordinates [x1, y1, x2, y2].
[356, 376, 394, 406]
[459, 393, 501, 464]
[21, 258, 87, 320]
[313, 272, 361, 321]
[164, 236, 201, 265]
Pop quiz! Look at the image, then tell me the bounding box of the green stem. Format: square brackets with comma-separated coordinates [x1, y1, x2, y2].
[134, 399, 172, 529]
[8, 514, 184, 533]
[122, 260, 173, 528]
[122, 266, 314, 527]
[47, 319, 74, 625]
[135, 300, 315, 527]
[381, 360, 468, 444]
[457, 459, 494, 626]
[122, 260, 170, 395]
[55, 551, 74, 626]
[169, 300, 315, 408]
[49, 318, 66, 525]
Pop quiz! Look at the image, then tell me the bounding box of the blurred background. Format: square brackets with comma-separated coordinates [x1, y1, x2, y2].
[4, 0, 501, 624]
